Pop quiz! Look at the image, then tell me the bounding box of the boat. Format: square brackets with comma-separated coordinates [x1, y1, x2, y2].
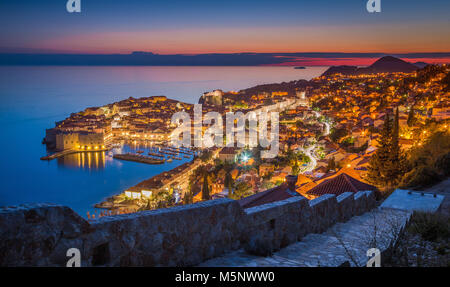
[136, 150, 144, 154]
[294, 66, 306, 69]
[166, 158, 173, 162]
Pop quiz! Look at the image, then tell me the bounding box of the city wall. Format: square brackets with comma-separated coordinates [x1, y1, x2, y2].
[0, 191, 376, 266]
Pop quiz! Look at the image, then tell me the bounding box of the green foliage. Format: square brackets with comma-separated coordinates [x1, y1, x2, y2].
[260, 180, 275, 190]
[291, 160, 300, 176]
[252, 146, 262, 168]
[202, 172, 210, 201]
[441, 71, 450, 92]
[407, 211, 449, 242]
[407, 107, 416, 127]
[224, 167, 234, 196]
[399, 166, 442, 189]
[367, 112, 394, 187]
[434, 152, 450, 177]
[343, 141, 369, 153]
[229, 181, 253, 200]
[200, 150, 213, 162]
[341, 136, 355, 145]
[330, 127, 348, 143]
[399, 130, 450, 189]
[389, 108, 407, 180]
[183, 188, 194, 204]
[140, 189, 175, 210]
[367, 108, 407, 189]
[274, 179, 284, 186]
[234, 100, 249, 109]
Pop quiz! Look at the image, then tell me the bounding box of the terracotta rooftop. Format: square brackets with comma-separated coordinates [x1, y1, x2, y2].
[306, 173, 378, 197]
[219, 147, 238, 155]
[238, 184, 301, 209]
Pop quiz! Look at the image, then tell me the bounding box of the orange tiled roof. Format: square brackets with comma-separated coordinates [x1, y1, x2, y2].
[306, 173, 378, 197]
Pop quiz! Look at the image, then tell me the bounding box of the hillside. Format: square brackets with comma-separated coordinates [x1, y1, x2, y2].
[322, 56, 419, 76]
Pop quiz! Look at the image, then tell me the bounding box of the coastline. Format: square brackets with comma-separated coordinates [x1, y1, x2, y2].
[1, 65, 327, 217]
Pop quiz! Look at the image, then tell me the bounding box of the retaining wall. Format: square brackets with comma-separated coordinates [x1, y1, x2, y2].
[0, 191, 376, 266]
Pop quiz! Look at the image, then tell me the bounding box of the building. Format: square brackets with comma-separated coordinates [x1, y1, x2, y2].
[305, 173, 378, 199]
[55, 131, 106, 151]
[200, 89, 223, 106]
[431, 104, 450, 120]
[238, 175, 301, 208]
[296, 91, 309, 106]
[218, 147, 238, 163]
[259, 163, 275, 177]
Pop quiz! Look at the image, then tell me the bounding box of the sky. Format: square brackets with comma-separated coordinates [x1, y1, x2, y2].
[0, 0, 449, 56]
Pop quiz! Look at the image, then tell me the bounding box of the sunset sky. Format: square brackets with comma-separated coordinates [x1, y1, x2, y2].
[0, 0, 449, 63]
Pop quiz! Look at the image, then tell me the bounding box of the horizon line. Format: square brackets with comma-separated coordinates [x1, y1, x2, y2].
[1, 51, 450, 56]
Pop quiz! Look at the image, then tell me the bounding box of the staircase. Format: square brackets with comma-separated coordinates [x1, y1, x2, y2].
[199, 207, 411, 267]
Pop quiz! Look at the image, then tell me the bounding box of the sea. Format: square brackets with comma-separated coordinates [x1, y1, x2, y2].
[0, 66, 327, 217]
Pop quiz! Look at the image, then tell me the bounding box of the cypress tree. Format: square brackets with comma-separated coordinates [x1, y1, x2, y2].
[389, 107, 406, 185]
[202, 172, 210, 201]
[407, 107, 416, 127]
[224, 169, 233, 198]
[367, 112, 392, 187]
[292, 160, 300, 175]
[184, 185, 194, 204]
[327, 156, 336, 172]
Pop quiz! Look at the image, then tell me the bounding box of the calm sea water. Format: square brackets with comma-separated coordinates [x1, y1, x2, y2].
[0, 66, 327, 216]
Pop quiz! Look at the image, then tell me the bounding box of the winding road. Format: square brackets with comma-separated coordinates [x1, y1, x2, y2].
[296, 110, 331, 172]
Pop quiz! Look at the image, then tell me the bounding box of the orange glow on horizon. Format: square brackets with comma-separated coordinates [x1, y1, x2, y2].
[30, 24, 450, 56]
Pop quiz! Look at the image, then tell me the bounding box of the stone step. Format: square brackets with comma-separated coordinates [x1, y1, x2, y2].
[199, 207, 411, 267]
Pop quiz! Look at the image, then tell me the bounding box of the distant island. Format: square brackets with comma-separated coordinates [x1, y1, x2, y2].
[321, 56, 425, 77]
[0, 52, 448, 66]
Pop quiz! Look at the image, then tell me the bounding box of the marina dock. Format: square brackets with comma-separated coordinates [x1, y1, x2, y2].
[113, 153, 165, 164]
[40, 148, 109, 161]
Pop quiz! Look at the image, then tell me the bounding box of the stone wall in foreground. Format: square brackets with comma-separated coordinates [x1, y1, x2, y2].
[0, 191, 376, 266]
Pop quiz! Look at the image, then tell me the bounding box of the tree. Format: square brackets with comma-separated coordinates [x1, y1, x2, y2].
[201, 172, 210, 201]
[367, 112, 393, 188]
[184, 185, 194, 204]
[407, 107, 416, 127]
[330, 127, 348, 143]
[229, 181, 252, 200]
[327, 156, 336, 172]
[224, 168, 234, 197]
[291, 160, 300, 176]
[252, 145, 262, 170]
[389, 107, 406, 183]
[200, 150, 213, 162]
[367, 109, 407, 189]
